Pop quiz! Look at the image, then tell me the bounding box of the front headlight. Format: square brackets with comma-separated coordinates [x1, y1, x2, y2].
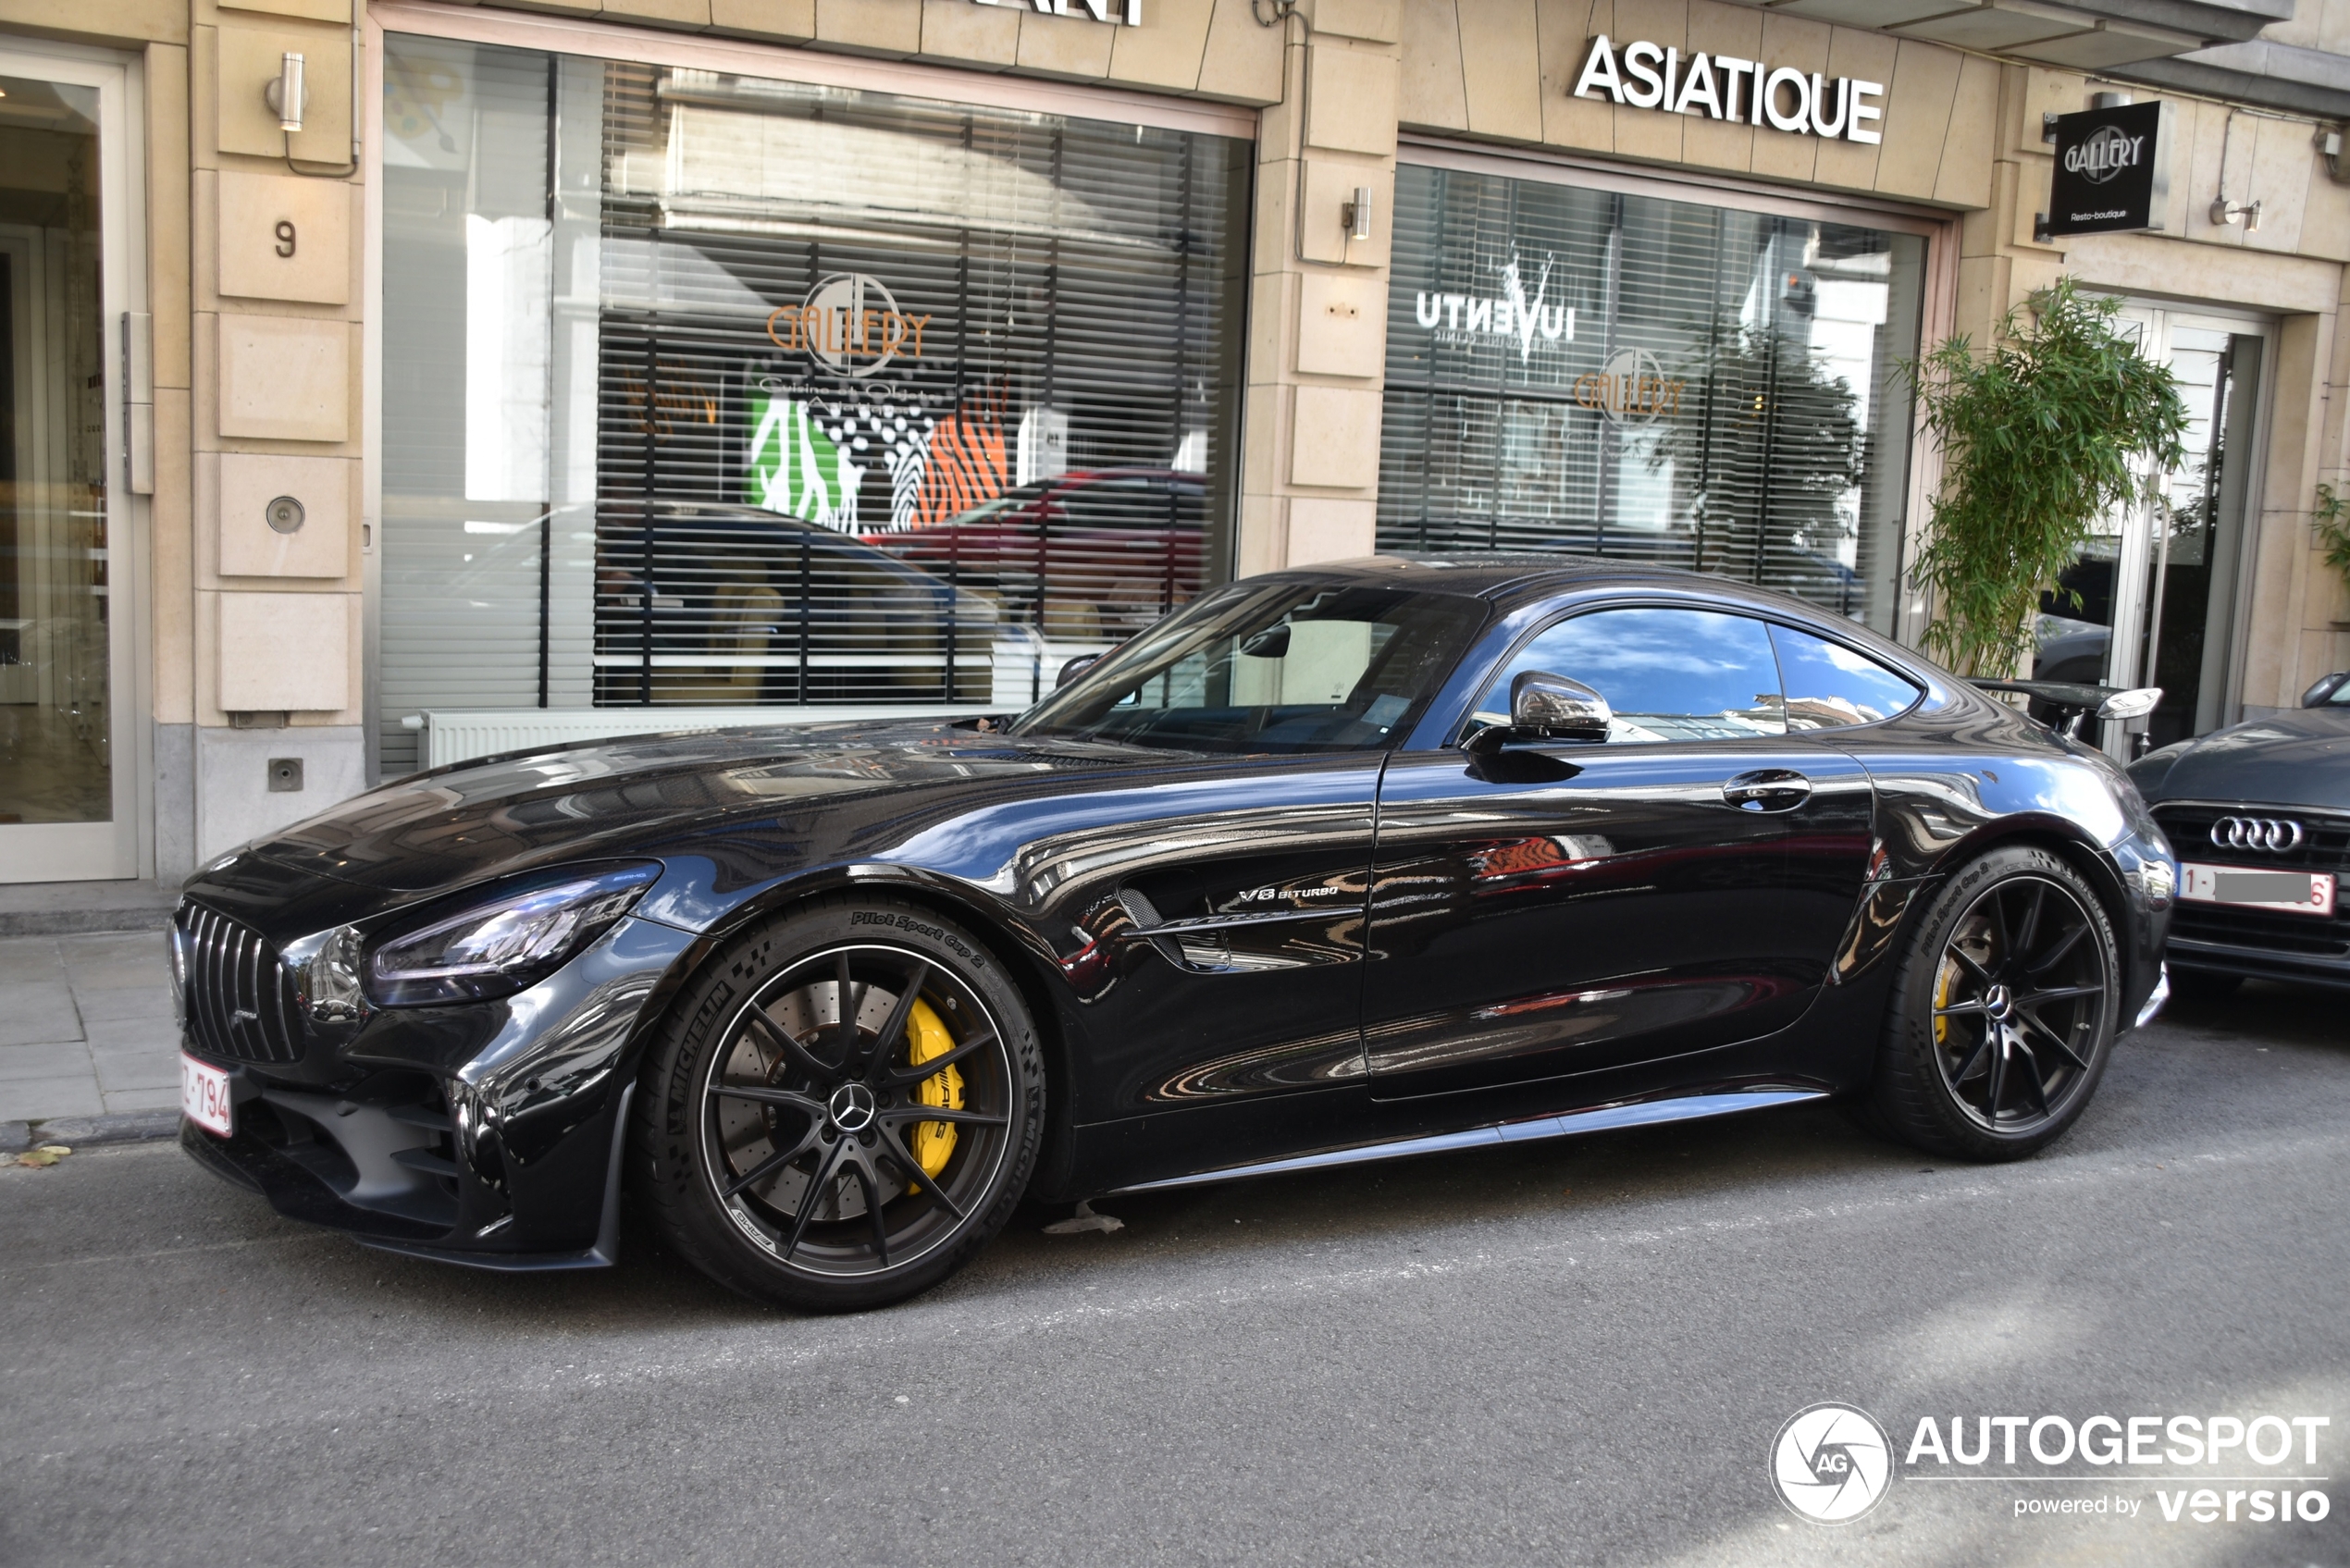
[365, 862, 662, 1007]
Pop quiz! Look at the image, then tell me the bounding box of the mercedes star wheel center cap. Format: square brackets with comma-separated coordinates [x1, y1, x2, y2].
[1982, 982, 2013, 1021]
[828, 1081, 877, 1134]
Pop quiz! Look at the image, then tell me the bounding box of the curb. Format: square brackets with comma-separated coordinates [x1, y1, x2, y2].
[0, 1110, 181, 1153]
[0, 908, 175, 940]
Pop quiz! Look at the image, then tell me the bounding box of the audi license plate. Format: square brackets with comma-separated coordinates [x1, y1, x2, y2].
[180, 1053, 233, 1137]
[2180, 862, 2336, 917]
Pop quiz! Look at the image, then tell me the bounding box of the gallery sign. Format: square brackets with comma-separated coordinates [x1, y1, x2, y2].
[2043, 101, 2171, 238]
[1573, 34, 1884, 145]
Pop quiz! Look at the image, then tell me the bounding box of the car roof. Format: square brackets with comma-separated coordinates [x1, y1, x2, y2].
[1259, 551, 1947, 673]
[1270, 551, 1761, 605]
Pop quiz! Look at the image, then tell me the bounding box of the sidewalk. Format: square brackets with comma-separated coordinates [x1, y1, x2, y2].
[0, 931, 180, 1122]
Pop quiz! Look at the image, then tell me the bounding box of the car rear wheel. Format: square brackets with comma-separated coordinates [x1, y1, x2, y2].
[1868, 846, 2120, 1161]
[636, 895, 1043, 1312]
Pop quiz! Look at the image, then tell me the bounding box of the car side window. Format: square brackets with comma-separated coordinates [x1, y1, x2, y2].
[1476, 607, 1787, 742]
[1769, 624, 1921, 729]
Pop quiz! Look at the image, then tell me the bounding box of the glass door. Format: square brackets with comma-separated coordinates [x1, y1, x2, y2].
[0, 47, 138, 881]
[2032, 306, 2267, 759]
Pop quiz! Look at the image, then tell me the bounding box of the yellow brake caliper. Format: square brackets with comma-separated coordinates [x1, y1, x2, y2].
[907, 998, 963, 1189]
[1934, 957, 1956, 1045]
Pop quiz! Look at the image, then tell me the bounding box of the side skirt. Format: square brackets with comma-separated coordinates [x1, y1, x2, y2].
[1106, 1086, 1826, 1195]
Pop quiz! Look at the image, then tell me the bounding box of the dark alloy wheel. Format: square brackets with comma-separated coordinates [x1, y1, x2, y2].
[1869, 846, 2121, 1160]
[637, 896, 1043, 1311]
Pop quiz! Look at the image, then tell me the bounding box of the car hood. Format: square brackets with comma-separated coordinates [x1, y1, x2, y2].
[223, 720, 1150, 900]
[2130, 706, 2350, 810]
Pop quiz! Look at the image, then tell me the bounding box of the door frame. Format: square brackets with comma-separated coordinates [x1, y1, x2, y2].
[2089, 299, 2277, 755]
[0, 37, 148, 882]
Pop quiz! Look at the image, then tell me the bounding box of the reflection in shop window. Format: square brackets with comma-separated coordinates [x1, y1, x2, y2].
[377, 35, 1248, 775]
[1379, 164, 1927, 636]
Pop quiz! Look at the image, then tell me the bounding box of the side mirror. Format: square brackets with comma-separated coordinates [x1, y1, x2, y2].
[1057, 654, 1100, 689]
[1466, 672, 1613, 752]
[1513, 671, 1613, 738]
[2302, 672, 2349, 708]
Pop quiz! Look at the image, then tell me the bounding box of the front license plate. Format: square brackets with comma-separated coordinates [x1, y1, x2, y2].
[2180, 862, 2336, 917]
[180, 1053, 233, 1137]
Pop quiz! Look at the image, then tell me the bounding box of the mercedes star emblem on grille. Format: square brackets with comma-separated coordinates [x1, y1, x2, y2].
[2209, 816, 2305, 852]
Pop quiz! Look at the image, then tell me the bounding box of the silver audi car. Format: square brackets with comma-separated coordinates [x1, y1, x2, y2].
[2129, 671, 2350, 995]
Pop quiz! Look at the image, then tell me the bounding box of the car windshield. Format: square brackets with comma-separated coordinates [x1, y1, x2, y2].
[1012, 580, 1487, 753]
[2327, 678, 2350, 707]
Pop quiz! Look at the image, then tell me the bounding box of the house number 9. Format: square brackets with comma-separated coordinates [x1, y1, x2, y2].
[275, 220, 296, 257]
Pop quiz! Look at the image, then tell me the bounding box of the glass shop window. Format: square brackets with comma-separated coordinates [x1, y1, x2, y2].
[377, 35, 1250, 775]
[1379, 163, 1930, 637]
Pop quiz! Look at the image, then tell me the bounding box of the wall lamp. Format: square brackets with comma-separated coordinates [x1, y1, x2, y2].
[1342, 184, 1374, 242]
[2209, 192, 2261, 232]
[264, 51, 306, 134]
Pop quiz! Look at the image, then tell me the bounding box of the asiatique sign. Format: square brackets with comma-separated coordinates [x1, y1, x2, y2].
[1573, 34, 1885, 144]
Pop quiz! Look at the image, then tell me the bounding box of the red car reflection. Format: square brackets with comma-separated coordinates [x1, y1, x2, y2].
[864, 467, 1206, 645]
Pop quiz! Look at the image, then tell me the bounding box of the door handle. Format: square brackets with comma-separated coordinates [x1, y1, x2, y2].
[1723, 769, 1812, 812]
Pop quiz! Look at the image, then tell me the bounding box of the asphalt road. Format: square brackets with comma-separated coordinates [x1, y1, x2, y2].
[3, 982, 2346, 1568]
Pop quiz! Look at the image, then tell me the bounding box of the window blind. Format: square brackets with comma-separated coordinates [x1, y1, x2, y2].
[377, 35, 1250, 775]
[1377, 162, 1925, 635]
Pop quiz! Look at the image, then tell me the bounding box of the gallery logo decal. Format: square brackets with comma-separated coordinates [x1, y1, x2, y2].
[743, 271, 961, 533]
[1414, 253, 1574, 364]
[766, 273, 933, 381]
[1772, 1402, 1894, 1525]
[1575, 347, 1686, 424]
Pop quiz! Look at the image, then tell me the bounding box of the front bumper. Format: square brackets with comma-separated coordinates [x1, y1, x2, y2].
[2108, 832, 2175, 1029]
[2168, 932, 2350, 991]
[179, 914, 698, 1267]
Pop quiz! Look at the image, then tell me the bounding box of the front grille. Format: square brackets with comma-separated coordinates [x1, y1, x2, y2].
[177, 903, 305, 1065]
[2150, 803, 2350, 874]
[2153, 802, 2350, 961]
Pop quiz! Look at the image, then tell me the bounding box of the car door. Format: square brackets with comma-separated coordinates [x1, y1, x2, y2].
[1363, 602, 1875, 1100]
[1015, 579, 1489, 1118]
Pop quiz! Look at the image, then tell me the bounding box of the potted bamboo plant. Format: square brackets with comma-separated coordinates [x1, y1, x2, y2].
[1904, 279, 2188, 678]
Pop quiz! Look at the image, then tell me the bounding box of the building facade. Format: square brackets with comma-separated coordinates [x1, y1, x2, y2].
[3, 0, 2348, 884]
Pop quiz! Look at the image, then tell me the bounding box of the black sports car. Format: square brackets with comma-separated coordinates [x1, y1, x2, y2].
[2129, 671, 2350, 995]
[174, 556, 2175, 1311]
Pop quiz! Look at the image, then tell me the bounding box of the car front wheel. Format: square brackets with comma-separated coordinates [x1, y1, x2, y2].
[636, 895, 1044, 1312]
[1868, 846, 2121, 1161]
